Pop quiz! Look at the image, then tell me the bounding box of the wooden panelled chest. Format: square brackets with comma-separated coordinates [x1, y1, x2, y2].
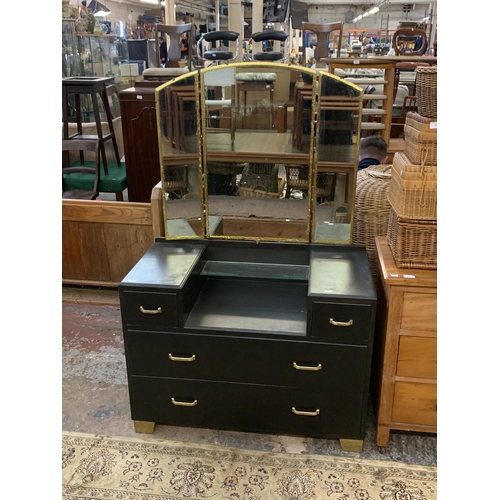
[372, 236, 437, 447]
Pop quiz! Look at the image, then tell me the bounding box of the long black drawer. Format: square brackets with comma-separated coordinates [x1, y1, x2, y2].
[129, 376, 366, 439]
[124, 330, 368, 389]
[309, 301, 372, 344]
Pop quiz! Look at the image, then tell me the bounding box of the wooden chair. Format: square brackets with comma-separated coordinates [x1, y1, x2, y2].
[62, 139, 101, 200]
[301, 22, 343, 67]
[249, 30, 289, 62]
[155, 23, 194, 69]
[392, 28, 429, 102]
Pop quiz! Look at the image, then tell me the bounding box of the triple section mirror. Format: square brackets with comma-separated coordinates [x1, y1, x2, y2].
[154, 62, 363, 244]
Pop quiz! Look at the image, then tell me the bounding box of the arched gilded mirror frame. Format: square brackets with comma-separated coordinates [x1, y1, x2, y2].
[155, 71, 205, 240]
[155, 63, 363, 244]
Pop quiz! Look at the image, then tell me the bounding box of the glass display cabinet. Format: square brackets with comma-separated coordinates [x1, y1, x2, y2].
[75, 34, 131, 90]
[154, 63, 364, 244]
[62, 19, 79, 78]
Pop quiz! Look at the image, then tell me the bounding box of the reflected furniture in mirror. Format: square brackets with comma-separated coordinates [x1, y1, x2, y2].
[249, 30, 289, 62]
[197, 30, 240, 64]
[117, 63, 378, 451]
[301, 21, 344, 67]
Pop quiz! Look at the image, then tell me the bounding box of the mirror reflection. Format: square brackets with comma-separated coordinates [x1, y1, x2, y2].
[156, 63, 364, 244]
[156, 73, 203, 238]
[313, 72, 362, 243]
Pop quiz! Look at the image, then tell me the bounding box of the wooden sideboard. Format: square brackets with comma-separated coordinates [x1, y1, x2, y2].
[372, 236, 437, 447]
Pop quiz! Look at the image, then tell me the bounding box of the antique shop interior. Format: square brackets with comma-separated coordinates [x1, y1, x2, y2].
[61, 0, 445, 485]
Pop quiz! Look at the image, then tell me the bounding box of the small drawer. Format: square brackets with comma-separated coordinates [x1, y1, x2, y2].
[121, 290, 178, 328]
[397, 336, 437, 379]
[310, 301, 372, 344]
[401, 292, 436, 332]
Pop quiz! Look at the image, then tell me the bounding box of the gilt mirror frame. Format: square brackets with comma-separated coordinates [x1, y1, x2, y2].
[155, 63, 363, 244]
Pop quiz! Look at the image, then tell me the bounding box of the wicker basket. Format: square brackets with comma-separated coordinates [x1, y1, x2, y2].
[405, 112, 437, 133]
[353, 164, 392, 285]
[393, 152, 437, 181]
[387, 206, 437, 270]
[404, 124, 437, 166]
[388, 163, 437, 220]
[238, 177, 285, 198]
[240, 163, 279, 193]
[415, 66, 437, 119]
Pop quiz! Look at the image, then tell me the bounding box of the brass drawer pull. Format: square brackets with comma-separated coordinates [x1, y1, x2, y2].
[171, 398, 198, 407]
[140, 306, 162, 315]
[329, 318, 353, 327]
[169, 353, 196, 362]
[292, 407, 320, 417]
[293, 362, 322, 371]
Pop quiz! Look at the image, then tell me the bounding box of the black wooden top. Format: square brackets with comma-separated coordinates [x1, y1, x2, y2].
[120, 239, 376, 302]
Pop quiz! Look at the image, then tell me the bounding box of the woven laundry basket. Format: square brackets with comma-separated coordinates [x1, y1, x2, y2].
[415, 66, 437, 119]
[387, 206, 437, 270]
[353, 164, 392, 285]
[404, 123, 437, 166]
[388, 153, 437, 220]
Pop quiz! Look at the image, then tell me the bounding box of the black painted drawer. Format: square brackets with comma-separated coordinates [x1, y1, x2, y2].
[125, 331, 367, 389]
[129, 376, 365, 439]
[121, 290, 178, 328]
[310, 302, 372, 344]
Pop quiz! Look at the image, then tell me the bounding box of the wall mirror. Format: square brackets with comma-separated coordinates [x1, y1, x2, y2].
[155, 63, 363, 243]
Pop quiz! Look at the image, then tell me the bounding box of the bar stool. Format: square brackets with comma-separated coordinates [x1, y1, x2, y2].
[62, 76, 121, 174]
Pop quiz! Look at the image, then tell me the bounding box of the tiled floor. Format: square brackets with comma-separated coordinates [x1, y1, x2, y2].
[62, 286, 437, 467]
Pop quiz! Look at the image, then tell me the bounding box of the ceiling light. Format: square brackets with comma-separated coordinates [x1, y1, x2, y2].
[140, 0, 160, 5]
[369, 7, 379, 14]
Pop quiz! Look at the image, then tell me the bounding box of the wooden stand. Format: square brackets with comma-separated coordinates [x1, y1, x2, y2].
[372, 237, 437, 447]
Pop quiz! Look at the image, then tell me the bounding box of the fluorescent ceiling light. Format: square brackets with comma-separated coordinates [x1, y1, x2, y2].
[140, 0, 160, 4]
[369, 7, 379, 14]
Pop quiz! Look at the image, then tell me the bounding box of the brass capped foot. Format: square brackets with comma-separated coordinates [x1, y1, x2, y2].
[133, 420, 156, 434]
[339, 438, 363, 453]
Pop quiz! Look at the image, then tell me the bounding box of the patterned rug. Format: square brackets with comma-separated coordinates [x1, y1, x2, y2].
[62, 431, 437, 499]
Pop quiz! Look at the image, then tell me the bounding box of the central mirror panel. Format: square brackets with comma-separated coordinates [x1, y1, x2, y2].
[156, 63, 363, 243]
[201, 64, 313, 242]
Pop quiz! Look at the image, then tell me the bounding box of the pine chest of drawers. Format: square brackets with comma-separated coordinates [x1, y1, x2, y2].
[119, 238, 377, 451]
[372, 236, 437, 447]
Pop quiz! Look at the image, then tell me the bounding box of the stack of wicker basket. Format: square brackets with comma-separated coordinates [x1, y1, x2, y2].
[386, 110, 437, 270]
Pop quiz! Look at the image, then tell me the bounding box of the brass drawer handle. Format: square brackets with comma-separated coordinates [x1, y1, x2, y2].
[329, 318, 353, 327]
[171, 398, 198, 407]
[140, 306, 162, 315]
[169, 353, 196, 362]
[292, 407, 320, 417]
[293, 362, 322, 371]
